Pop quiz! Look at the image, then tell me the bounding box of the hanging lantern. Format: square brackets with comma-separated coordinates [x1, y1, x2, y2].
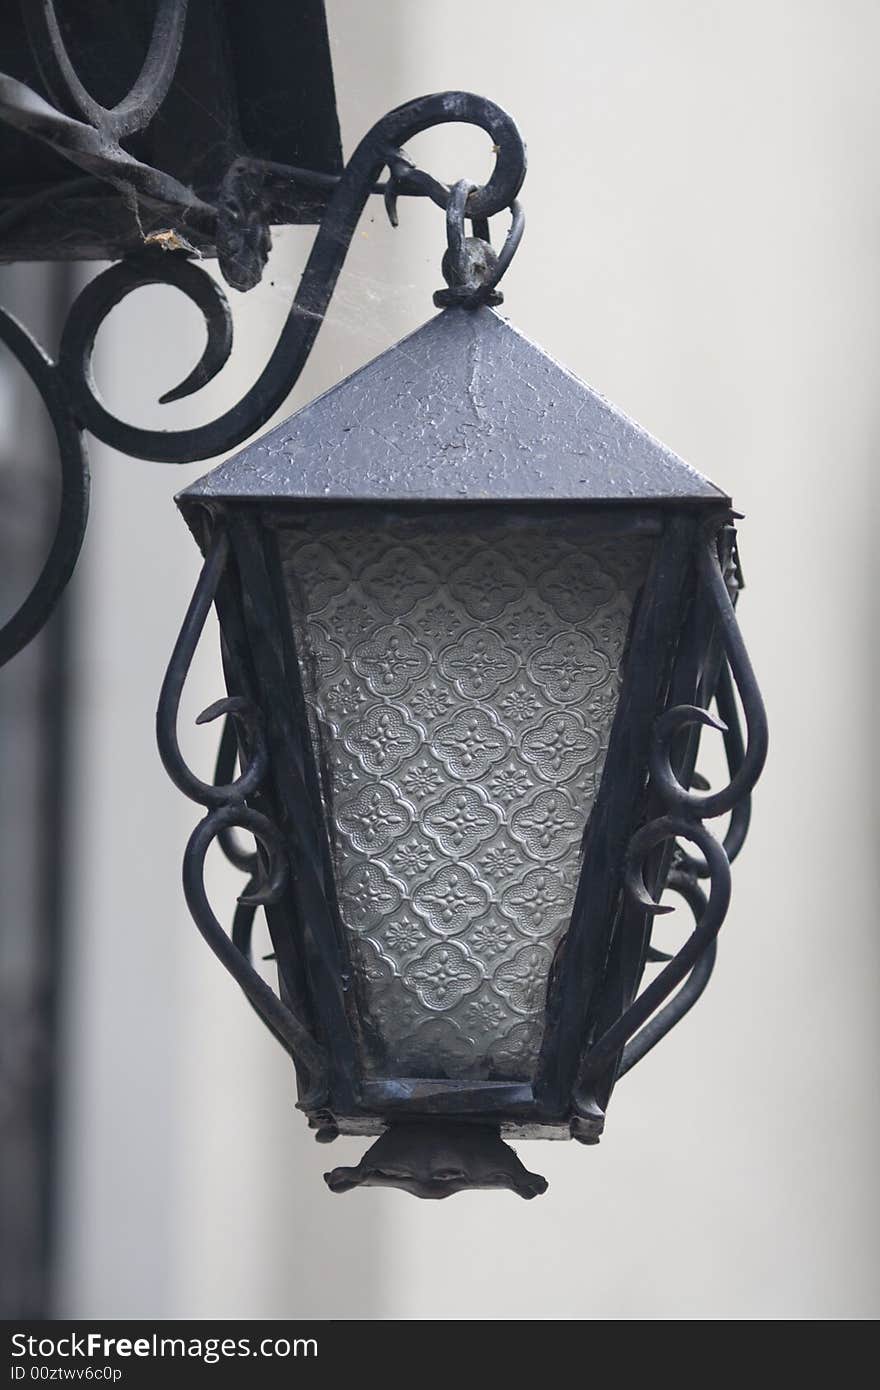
[158, 175, 766, 1200]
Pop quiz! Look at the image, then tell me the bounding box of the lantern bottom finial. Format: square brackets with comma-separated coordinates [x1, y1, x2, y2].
[324, 1123, 548, 1200]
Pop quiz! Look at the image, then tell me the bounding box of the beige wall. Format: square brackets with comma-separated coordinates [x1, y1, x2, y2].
[55, 1, 880, 1319]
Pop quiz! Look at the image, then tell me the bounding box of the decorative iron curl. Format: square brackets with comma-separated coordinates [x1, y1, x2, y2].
[212, 707, 260, 878]
[581, 817, 731, 1076]
[0, 74, 215, 235]
[582, 530, 767, 1081]
[156, 531, 267, 807]
[649, 531, 769, 821]
[0, 305, 88, 666]
[60, 250, 234, 413]
[156, 530, 327, 1097]
[0, 1, 214, 232]
[0, 89, 525, 667]
[183, 804, 325, 1086]
[674, 658, 753, 877]
[21, 0, 187, 141]
[616, 870, 716, 1077]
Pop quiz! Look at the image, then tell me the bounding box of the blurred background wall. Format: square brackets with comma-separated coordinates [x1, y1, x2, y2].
[2, 0, 878, 1319]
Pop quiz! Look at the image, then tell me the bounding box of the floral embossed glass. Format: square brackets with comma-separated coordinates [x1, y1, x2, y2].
[278, 512, 652, 1082]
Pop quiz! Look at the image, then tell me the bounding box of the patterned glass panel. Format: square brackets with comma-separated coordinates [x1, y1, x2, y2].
[277, 513, 652, 1082]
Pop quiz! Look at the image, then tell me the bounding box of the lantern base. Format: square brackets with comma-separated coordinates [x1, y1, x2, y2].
[323, 1123, 548, 1200]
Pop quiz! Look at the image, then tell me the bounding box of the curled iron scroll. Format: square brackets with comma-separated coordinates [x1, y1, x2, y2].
[582, 534, 767, 1081]
[616, 871, 716, 1078]
[156, 530, 327, 1095]
[22, 0, 187, 140]
[581, 817, 731, 1076]
[183, 803, 326, 1085]
[649, 534, 768, 820]
[2, 1, 213, 229]
[674, 659, 753, 877]
[155, 531, 267, 808]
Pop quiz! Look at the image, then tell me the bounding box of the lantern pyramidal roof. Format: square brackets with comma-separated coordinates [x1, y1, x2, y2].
[180, 306, 726, 505]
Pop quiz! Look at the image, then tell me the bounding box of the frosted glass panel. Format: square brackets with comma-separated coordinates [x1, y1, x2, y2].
[277, 513, 651, 1081]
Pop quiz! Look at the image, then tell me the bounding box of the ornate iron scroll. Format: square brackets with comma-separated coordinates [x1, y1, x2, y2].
[580, 528, 768, 1081]
[155, 528, 328, 1101]
[0, 80, 527, 668]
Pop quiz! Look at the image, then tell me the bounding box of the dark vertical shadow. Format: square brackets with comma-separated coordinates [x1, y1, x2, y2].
[0, 261, 74, 1317]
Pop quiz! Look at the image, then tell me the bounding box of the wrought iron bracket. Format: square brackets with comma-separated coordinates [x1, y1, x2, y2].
[0, 86, 527, 670]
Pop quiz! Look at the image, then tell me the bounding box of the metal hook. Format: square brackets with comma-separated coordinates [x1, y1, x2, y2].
[434, 179, 525, 308]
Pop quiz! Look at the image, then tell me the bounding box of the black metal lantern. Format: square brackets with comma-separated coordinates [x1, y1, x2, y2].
[159, 282, 767, 1197]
